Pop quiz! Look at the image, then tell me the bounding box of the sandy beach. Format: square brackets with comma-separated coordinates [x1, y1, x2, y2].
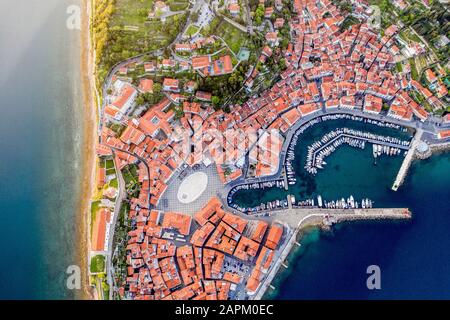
[75, 0, 97, 300]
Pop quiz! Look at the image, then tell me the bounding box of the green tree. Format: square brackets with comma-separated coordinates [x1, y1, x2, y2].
[136, 94, 145, 106]
[212, 95, 221, 107]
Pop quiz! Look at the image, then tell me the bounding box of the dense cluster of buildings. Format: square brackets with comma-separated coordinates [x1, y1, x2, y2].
[121, 197, 284, 299]
[191, 54, 234, 77]
[93, 0, 449, 300]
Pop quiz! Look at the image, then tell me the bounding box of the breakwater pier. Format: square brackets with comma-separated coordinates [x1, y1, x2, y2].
[392, 129, 423, 191]
[251, 207, 411, 299]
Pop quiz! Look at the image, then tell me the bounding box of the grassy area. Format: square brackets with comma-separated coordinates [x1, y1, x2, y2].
[90, 200, 101, 235]
[184, 24, 199, 36]
[122, 164, 141, 197]
[400, 29, 422, 44]
[105, 159, 115, 170]
[112, 201, 132, 299]
[110, 0, 154, 26]
[102, 281, 110, 300]
[107, 123, 126, 137]
[122, 164, 139, 185]
[119, 202, 129, 226]
[409, 58, 419, 81]
[105, 159, 116, 175]
[398, 1, 448, 64]
[367, 0, 397, 28]
[90, 255, 106, 273]
[109, 177, 119, 188]
[168, 0, 190, 11]
[215, 20, 250, 54]
[340, 15, 360, 31]
[96, 0, 188, 83]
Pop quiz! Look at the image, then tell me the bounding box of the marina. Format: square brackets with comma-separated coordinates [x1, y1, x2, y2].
[227, 180, 288, 213]
[228, 113, 413, 214]
[228, 192, 375, 214]
[293, 128, 410, 176]
[219, 108, 448, 299]
[283, 114, 412, 184]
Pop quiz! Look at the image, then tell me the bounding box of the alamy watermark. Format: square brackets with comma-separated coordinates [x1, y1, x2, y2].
[66, 265, 81, 290]
[366, 265, 381, 290]
[66, 5, 81, 30]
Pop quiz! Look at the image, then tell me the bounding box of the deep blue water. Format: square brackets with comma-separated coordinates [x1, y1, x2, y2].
[0, 0, 82, 299]
[232, 117, 450, 299]
[270, 153, 450, 299]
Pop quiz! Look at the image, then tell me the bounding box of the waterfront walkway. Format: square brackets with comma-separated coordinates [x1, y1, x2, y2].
[392, 129, 423, 191]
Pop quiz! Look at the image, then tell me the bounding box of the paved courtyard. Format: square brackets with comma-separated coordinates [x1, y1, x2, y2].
[156, 164, 230, 215]
[177, 171, 208, 203]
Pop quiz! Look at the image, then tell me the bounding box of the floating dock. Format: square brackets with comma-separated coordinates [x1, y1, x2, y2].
[282, 170, 289, 190]
[392, 129, 423, 191]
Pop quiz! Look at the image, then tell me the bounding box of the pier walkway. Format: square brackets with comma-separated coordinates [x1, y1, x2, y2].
[272, 207, 412, 229]
[392, 129, 423, 191]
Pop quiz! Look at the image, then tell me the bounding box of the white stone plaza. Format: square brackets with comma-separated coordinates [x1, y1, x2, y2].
[177, 171, 208, 204]
[157, 164, 231, 215]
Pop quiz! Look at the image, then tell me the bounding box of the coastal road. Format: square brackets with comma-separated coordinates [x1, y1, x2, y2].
[106, 151, 127, 300]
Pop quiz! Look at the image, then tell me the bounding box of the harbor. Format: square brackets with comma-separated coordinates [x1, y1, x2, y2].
[223, 111, 449, 299]
[292, 194, 375, 210]
[227, 180, 287, 213]
[296, 128, 410, 176]
[283, 114, 412, 184]
[228, 113, 413, 214]
[229, 191, 376, 214]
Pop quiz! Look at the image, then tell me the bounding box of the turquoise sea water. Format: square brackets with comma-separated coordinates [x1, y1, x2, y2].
[0, 0, 83, 299]
[232, 117, 450, 299]
[233, 117, 412, 207]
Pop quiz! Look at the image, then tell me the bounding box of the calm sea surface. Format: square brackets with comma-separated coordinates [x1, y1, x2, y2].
[0, 0, 83, 299]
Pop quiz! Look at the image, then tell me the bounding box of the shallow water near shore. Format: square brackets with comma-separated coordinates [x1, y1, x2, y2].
[0, 0, 83, 299]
